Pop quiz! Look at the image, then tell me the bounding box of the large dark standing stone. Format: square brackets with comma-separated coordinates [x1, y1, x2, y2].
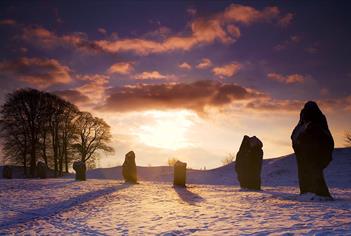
[37, 161, 47, 179]
[73, 161, 86, 181]
[3, 165, 12, 179]
[291, 101, 334, 198]
[235, 135, 263, 190]
[122, 151, 137, 183]
[173, 161, 187, 187]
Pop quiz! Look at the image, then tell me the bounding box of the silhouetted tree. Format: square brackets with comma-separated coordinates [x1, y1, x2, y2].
[0, 88, 111, 177]
[0, 89, 45, 176]
[345, 132, 351, 147]
[72, 112, 114, 163]
[221, 152, 235, 166]
[168, 157, 179, 167]
[0, 115, 29, 176]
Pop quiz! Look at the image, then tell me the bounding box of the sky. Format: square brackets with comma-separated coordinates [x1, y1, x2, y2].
[0, 0, 350, 169]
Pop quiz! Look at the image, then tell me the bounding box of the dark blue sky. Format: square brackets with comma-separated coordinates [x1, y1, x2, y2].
[1, 1, 351, 168]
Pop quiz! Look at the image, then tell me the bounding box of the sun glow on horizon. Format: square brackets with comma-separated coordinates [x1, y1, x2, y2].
[135, 110, 197, 150]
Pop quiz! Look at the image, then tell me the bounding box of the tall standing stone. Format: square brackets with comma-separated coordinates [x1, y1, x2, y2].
[173, 161, 187, 187]
[73, 161, 86, 181]
[3, 165, 12, 179]
[235, 135, 263, 190]
[291, 101, 334, 198]
[122, 151, 137, 183]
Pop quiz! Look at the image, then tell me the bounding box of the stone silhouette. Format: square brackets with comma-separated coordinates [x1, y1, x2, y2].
[235, 135, 263, 190]
[37, 161, 47, 179]
[173, 161, 187, 187]
[3, 165, 12, 179]
[122, 151, 137, 183]
[73, 161, 86, 181]
[291, 101, 334, 198]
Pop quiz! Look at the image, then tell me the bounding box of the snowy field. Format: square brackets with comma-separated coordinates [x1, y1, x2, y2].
[1, 148, 351, 235]
[1, 179, 351, 235]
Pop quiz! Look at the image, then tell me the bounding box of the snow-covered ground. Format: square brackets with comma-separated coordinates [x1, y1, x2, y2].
[1, 180, 351, 235]
[0, 148, 350, 235]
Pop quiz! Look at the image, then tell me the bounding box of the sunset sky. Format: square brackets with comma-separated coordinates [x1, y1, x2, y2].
[0, 1, 350, 169]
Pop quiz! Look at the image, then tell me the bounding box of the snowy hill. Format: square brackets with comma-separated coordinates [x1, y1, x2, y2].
[84, 147, 351, 187]
[0, 148, 350, 234]
[2, 148, 350, 187]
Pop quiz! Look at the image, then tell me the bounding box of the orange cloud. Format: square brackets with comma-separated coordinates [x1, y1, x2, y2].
[135, 71, 169, 80]
[196, 58, 212, 69]
[221, 4, 279, 24]
[107, 62, 134, 74]
[212, 63, 241, 78]
[274, 35, 301, 51]
[75, 74, 109, 105]
[101, 80, 264, 114]
[22, 26, 99, 52]
[22, 4, 282, 55]
[246, 98, 304, 112]
[54, 89, 90, 105]
[22, 26, 58, 48]
[178, 62, 192, 70]
[97, 28, 107, 35]
[278, 13, 294, 27]
[267, 73, 305, 84]
[245, 96, 351, 114]
[0, 57, 71, 89]
[0, 19, 16, 25]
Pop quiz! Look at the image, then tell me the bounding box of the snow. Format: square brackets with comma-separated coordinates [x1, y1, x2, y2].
[1, 148, 351, 235]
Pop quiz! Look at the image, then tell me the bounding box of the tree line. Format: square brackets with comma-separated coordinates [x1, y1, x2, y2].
[0, 88, 114, 177]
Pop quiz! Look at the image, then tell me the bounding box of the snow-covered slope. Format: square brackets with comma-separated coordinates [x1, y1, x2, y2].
[0, 148, 350, 235]
[2, 148, 350, 187]
[84, 147, 351, 187]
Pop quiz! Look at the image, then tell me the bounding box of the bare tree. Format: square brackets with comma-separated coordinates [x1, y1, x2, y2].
[221, 152, 235, 166]
[0, 89, 45, 176]
[72, 112, 114, 163]
[0, 89, 114, 177]
[345, 131, 351, 147]
[167, 157, 179, 167]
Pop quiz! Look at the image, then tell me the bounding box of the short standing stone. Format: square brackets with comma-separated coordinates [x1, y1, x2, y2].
[3, 165, 12, 179]
[235, 135, 263, 190]
[291, 101, 334, 198]
[37, 161, 47, 179]
[173, 161, 187, 187]
[122, 151, 137, 183]
[73, 161, 86, 181]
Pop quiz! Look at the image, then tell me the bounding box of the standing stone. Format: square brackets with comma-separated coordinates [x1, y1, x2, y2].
[235, 135, 263, 190]
[173, 161, 187, 187]
[291, 101, 334, 198]
[3, 165, 12, 179]
[37, 161, 47, 179]
[122, 151, 137, 183]
[73, 161, 86, 181]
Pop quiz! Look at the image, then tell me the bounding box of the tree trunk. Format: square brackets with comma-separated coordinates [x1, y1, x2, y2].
[64, 152, 69, 173]
[30, 143, 36, 177]
[52, 127, 58, 177]
[23, 153, 27, 177]
[42, 131, 48, 166]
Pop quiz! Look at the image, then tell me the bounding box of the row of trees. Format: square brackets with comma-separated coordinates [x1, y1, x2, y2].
[0, 89, 114, 177]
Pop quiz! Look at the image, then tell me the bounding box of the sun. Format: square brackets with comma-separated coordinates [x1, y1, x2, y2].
[136, 110, 196, 150]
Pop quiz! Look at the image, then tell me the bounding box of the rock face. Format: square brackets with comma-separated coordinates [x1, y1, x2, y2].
[291, 101, 334, 197]
[122, 151, 137, 183]
[37, 161, 47, 179]
[3, 165, 12, 179]
[173, 161, 187, 187]
[73, 161, 86, 181]
[235, 135, 263, 190]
